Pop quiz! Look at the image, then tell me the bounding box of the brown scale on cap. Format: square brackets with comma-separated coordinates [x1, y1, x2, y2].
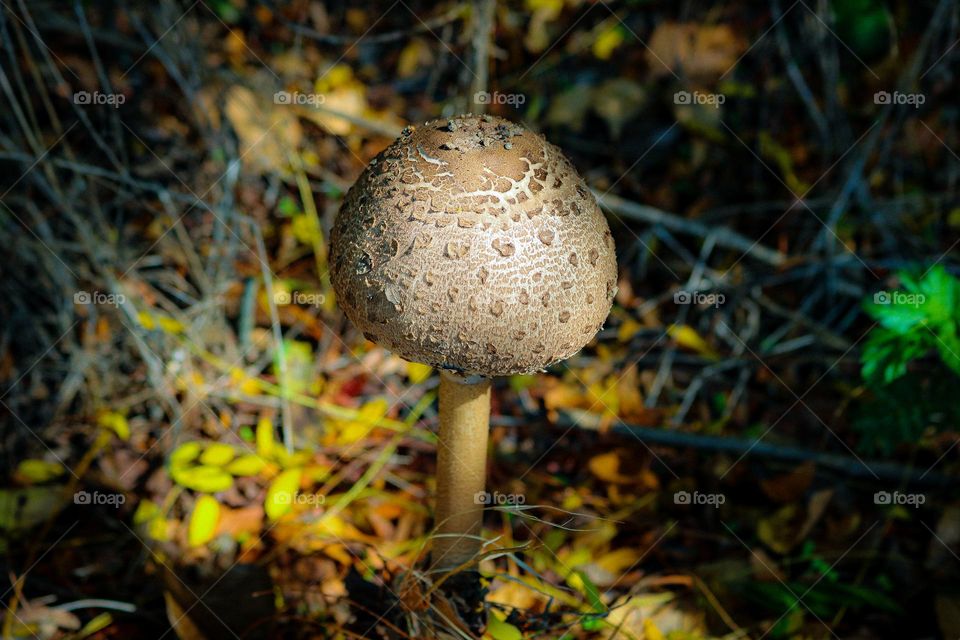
[330, 114, 618, 376]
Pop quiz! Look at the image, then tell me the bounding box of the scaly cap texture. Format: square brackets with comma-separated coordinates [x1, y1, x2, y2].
[330, 114, 617, 376]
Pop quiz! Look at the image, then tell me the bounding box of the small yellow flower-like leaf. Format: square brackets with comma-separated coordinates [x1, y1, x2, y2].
[97, 411, 130, 440]
[171, 465, 234, 493]
[188, 495, 221, 547]
[15, 459, 65, 484]
[256, 417, 276, 459]
[199, 443, 236, 467]
[225, 454, 267, 477]
[265, 468, 301, 520]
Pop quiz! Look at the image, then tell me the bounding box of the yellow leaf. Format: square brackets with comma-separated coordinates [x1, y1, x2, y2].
[486, 612, 523, 640]
[667, 323, 720, 360]
[148, 518, 171, 542]
[589, 454, 658, 490]
[169, 441, 202, 468]
[396, 39, 432, 78]
[265, 468, 302, 520]
[225, 454, 267, 477]
[171, 465, 234, 493]
[199, 443, 236, 467]
[137, 311, 156, 330]
[291, 212, 321, 247]
[188, 495, 221, 547]
[97, 411, 130, 440]
[15, 459, 64, 484]
[133, 500, 170, 541]
[156, 315, 185, 334]
[526, 0, 563, 11]
[617, 317, 643, 343]
[315, 63, 353, 93]
[593, 24, 625, 60]
[407, 361, 433, 384]
[596, 547, 641, 575]
[256, 417, 276, 458]
[643, 619, 666, 640]
[133, 500, 162, 526]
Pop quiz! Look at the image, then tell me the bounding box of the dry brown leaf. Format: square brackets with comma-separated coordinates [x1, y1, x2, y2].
[223, 85, 302, 173]
[215, 505, 264, 538]
[749, 548, 787, 582]
[759, 462, 816, 503]
[646, 22, 745, 79]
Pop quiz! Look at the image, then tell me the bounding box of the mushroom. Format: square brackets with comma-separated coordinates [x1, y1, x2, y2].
[330, 114, 617, 578]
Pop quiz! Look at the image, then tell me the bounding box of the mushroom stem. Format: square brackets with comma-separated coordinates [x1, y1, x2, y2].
[432, 370, 491, 572]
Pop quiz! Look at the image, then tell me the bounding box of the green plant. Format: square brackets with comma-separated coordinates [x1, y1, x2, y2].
[855, 266, 960, 452]
[860, 265, 960, 385]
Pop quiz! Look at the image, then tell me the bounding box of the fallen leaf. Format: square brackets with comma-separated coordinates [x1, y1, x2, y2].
[647, 22, 745, 79]
[760, 462, 816, 503]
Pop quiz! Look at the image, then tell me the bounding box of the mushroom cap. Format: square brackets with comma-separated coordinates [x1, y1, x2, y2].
[330, 114, 617, 377]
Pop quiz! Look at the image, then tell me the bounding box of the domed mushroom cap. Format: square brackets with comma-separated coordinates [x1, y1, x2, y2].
[330, 114, 617, 376]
